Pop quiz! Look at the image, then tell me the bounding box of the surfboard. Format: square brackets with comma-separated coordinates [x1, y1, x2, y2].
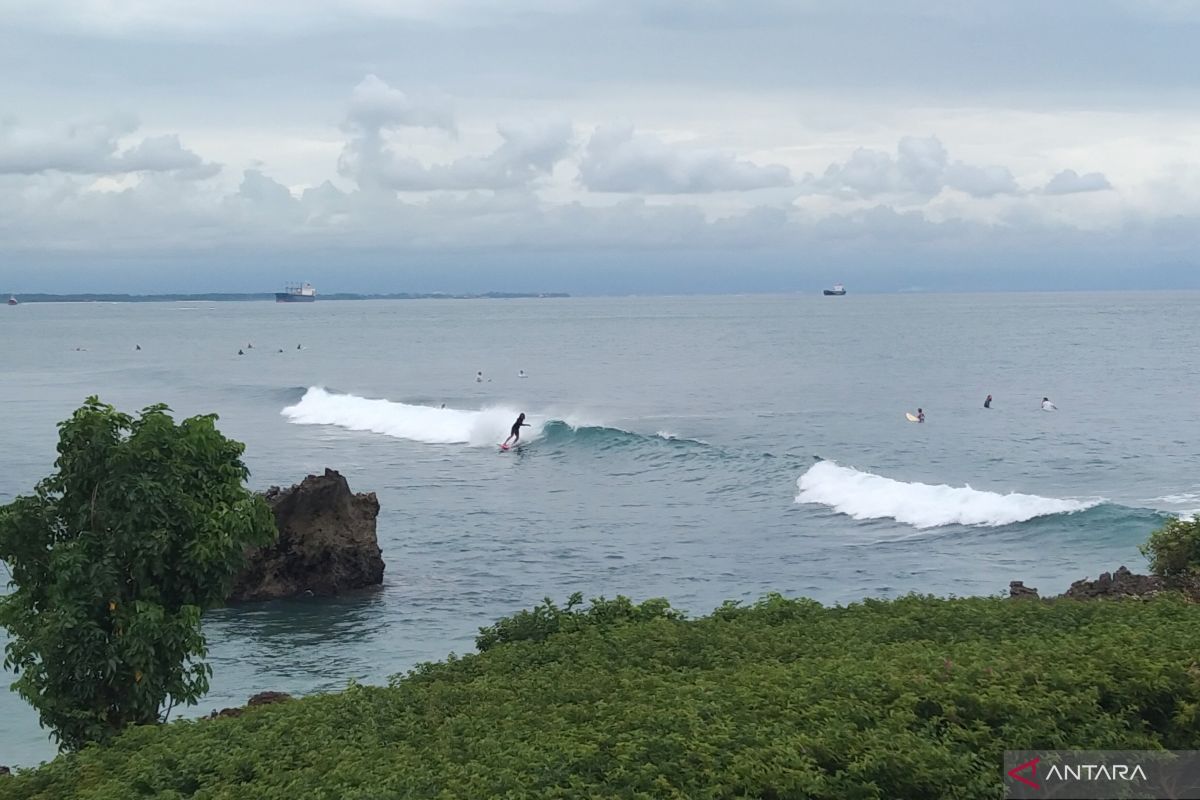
[499, 443, 510, 451]
[905, 413, 919, 422]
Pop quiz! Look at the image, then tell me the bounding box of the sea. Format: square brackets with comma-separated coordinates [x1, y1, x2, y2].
[1, 292, 1198, 766]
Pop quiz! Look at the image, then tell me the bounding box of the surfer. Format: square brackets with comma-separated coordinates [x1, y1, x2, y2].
[518, 369, 527, 379]
[476, 371, 484, 383]
[503, 413, 530, 448]
[984, 394, 992, 409]
[1041, 397, 1057, 411]
[917, 408, 925, 423]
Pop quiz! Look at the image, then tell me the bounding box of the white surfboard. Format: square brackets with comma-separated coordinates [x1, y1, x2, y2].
[905, 412, 919, 422]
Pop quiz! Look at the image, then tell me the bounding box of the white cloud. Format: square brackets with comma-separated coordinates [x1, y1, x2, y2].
[0, 117, 218, 178]
[344, 75, 455, 135]
[578, 124, 792, 193]
[1042, 168, 1112, 194]
[808, 135, 1019, 199]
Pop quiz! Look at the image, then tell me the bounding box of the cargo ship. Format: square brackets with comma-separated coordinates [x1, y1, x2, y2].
[275, 283, 316, 303]
[823, 283, 846, 296]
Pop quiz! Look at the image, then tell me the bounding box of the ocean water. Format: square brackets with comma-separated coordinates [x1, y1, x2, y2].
[1, 292, 1198, 765]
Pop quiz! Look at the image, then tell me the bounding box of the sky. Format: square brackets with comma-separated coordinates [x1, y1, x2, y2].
[2, 0, 1200, 294]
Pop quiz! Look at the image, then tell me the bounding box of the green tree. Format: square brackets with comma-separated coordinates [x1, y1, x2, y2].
[0, 398, 275, 751]
[1141, 513, 1200, 578]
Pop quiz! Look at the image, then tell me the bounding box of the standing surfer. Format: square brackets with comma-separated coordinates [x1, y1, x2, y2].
[917, 408, 925, 423]
[984, 394, 992, 409]
[503, 413, 531, 448]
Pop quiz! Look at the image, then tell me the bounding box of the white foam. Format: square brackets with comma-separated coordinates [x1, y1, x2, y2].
[795, 461, 1101, 529]
[282, 387, 536, 447]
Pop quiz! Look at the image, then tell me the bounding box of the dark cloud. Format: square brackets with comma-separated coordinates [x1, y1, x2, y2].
[1042, 168, 1113, 194]
[578, 125, 792, 193]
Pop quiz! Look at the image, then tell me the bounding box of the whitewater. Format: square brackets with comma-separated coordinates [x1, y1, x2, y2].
[795, 461, 1102, 529]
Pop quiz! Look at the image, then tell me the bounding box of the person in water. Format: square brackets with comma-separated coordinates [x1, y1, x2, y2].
[1041, 397, 1057, 411]
[917, 408, 925, 423]
[476, 371, 484, 383]
[503, 413, 530, 447]
[984, 394, 992, 409]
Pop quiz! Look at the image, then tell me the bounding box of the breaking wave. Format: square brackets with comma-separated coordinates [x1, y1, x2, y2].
[795, 461, 1102, 529]
[280, 388, 706, 451]
[282, 387, 532, 446]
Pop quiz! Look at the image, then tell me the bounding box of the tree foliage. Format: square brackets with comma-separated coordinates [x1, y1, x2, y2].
[5, 593, 1200, 799]
[1141, 514, 1200, 578]
[0, 398, 275, 751]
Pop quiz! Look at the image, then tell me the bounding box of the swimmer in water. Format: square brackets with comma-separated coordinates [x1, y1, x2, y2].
[1041, 397, 1057, 411]
[502, 413, 530, 447]
[476, 371, 484, 383]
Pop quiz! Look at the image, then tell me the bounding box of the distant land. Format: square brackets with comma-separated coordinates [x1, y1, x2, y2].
[6, 292, 570, 303]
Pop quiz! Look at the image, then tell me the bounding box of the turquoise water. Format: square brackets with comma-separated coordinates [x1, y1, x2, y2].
[2, 293, 1198, 765]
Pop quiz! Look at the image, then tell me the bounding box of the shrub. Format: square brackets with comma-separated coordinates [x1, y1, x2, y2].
[3, 593, 1200, 800]
[0, 398, 275, 751]
[1141, 514, 1200, 578]
[474, 591, 685, 652]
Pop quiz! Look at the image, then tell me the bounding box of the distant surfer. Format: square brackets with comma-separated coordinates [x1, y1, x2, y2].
[476, 371, 483, 383]
[984, 394, 992, 409]
[1041, 397, 1057, 411]
[917, 408, 925, 423]
[518, 369, 527, 378]
[502, 413, 530, 448]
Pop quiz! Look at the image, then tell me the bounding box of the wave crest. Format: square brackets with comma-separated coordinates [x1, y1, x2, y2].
[281, 387, 530, 446]
[796, 461, 1100, 529]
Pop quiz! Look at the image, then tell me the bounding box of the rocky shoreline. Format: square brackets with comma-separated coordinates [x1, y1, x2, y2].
[1010, 566, 1200, 602]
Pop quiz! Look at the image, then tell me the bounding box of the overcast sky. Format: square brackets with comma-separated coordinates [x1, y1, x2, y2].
[2, 0, 1200, 293]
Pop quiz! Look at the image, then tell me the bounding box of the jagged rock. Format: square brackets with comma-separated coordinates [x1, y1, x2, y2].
[229, 469, 384, 602]
[1063, 566, 1165, 600]
[247, 691, 293, 707]
[1008, 581, 1040, 600]
[209, 691, 293, 719]
[0, 766, 10, 777]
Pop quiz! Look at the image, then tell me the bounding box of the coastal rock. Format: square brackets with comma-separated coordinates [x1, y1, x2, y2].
[229, 469, 384, 602]
[0, 766, 10, 777]
[1063, 566, 1164, 600]
[1008, 581, 1040, 600]
[209, 692, 293, 720]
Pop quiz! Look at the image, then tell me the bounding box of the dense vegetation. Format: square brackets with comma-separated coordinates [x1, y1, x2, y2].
[3, 592, 1200, 800]
[1142, 513, 1200, 578]
[0, 399, 275, 751]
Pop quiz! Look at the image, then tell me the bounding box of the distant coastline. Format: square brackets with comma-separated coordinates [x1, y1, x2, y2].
[5, 292, 570, 303]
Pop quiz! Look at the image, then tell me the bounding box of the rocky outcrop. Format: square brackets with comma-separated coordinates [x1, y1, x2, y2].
[1062, 566, 1165, 600]
[1008, 581, 1039, 600]
[0, 766, 10, 777]
[1009, 566, 1200, 602]
[209, 691, 293, 720]
[229, 469, 384, 602]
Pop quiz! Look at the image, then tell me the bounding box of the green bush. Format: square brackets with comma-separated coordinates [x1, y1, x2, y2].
[1141, 514, 1200, 578]
[474, 591, 685, 652]
[0, 398, 275, 751]
[4, 593, 1200, 800]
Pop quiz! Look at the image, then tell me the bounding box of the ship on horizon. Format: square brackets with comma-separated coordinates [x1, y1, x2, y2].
[276, 283, 316, 303]
[823, 283, 846, 296]
[7, 295, 17, 306]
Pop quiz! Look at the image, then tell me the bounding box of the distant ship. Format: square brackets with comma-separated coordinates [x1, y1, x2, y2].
[823, 283, 846, 296]
[7, 295, 17, 306]
[275, 283, 316, 303]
